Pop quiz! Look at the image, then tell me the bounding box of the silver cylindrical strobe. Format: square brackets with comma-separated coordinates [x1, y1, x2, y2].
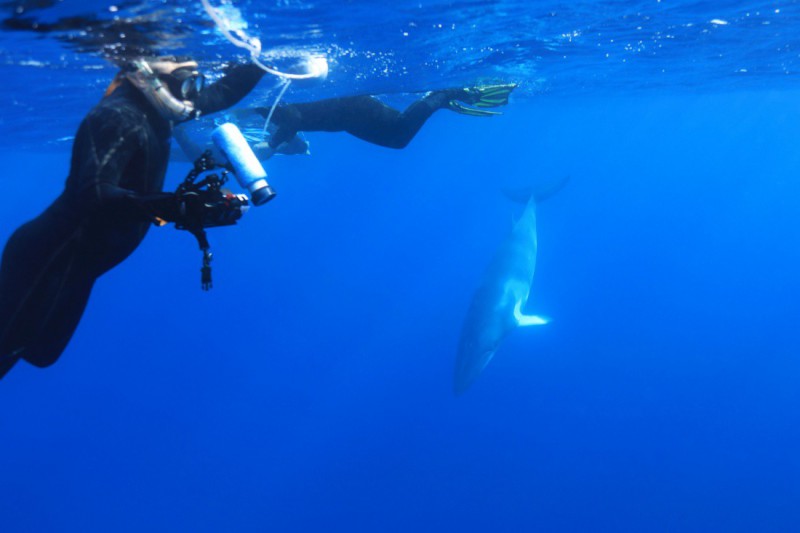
[211, 122, 276, 206]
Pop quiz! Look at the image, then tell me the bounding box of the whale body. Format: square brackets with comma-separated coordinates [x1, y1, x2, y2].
[454, 192, 552, 395]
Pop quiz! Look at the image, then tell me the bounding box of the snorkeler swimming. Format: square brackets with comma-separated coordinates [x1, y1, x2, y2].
[172, 83, 518, 161]
[261, 84, 517, 151]
[0, 55, 268, 379]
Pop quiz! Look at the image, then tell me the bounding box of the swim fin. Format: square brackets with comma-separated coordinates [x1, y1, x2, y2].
[448, 83, 518, 117]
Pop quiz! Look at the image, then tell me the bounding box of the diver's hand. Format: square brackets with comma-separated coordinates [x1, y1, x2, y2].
[174, 189, 249, 229]
[142, 190, 214, 228]
[130, 192, 181, 225]
[130, 191, 223, 228]
[179, 191, 208, 226]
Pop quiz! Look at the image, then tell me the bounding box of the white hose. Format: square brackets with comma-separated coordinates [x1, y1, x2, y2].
[262, 78, 291, 135]
[200, 0, 325, 81]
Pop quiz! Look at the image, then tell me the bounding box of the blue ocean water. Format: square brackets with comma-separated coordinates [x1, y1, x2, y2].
[2, 1, 800, 531]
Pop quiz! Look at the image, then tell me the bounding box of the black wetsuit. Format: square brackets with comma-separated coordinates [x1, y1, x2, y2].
[0, 64, 264, 378]
[266, 90, 461, 149]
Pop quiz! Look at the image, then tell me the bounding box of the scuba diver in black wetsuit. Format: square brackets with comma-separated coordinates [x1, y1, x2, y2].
[0, 56, 267, 379]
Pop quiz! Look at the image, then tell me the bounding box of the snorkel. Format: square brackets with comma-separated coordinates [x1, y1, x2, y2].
[125, 59, 198, 122]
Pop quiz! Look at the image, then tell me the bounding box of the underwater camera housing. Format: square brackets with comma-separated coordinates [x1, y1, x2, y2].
[173, 122, 275, 290]
[175, 151, 250, 230]
[174, 150, 252, 290]
[212, 122, 276, 206]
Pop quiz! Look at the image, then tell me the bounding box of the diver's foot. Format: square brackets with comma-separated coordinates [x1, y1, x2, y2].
[447, 83, 518, 117]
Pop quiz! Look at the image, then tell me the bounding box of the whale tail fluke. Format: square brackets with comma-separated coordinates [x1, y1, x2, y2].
[502, 175, 570, 205]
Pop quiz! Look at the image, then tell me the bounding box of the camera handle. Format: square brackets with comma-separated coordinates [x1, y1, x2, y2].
[175, 150, 236, 291]
[183, 224, 213, 290]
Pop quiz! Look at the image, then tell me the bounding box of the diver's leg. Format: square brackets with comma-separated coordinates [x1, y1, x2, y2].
[337, 92, 463, 148]
[0, 209, 95, 373]
[268, 86, 515, 149]
[268, 93, 459, 149]
[24, 273, 94, 369]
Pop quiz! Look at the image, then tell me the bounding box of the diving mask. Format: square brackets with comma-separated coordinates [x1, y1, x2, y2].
[172, 67, 206, 100]
[125, 59, 198, 122]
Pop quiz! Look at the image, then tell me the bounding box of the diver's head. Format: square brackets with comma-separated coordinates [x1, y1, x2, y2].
[145, 56, 206, 101]
[123, 55, 202, 122]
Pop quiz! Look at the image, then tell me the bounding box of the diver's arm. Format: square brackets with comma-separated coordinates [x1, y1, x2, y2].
[71, 108, 142, 208]
[192, 63, 265, 116]
[70, 108, 178, 221]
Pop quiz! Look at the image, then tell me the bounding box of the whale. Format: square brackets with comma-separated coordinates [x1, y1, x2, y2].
[453, 180, 565, 395]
